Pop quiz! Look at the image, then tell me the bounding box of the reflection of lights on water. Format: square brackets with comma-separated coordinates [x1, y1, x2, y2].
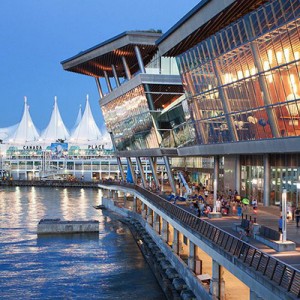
[61, 188, 70, 220]
[14, 187, 22, 223]
[97, 189, 103, 205]
[27, 186, 38, 221]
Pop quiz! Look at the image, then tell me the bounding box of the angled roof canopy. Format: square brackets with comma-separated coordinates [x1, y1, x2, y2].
[157, 0, 268, 57]
[61, 30, 162, 78]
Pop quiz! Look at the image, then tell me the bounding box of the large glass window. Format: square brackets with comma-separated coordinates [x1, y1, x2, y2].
[177, 0, 300, 145]
[102, 85, 159, 151]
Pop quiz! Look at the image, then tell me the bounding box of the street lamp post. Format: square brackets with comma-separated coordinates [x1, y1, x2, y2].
[282, 189, 287, 242]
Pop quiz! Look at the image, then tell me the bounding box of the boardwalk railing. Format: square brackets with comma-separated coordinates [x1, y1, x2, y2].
[101, 181, 300, 298]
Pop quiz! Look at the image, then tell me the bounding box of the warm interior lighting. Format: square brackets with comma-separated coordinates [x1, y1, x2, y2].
[237, 70, 243, 80]
[251, 67, 257, 76]
[267, 49, 273, 64]
[263, 61, 270, 71]
[284, 48, 290, 63]
[276, 51, 283, 64]
[289, 74, 297, 94]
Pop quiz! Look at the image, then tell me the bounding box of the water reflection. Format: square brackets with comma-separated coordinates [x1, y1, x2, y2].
[0, 186, 165, 299]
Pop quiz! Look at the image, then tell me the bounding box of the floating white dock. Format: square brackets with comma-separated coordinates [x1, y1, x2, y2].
[37, 218, 99, 234]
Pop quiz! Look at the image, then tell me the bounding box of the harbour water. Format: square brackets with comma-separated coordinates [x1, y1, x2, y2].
[0, 186, 166, 299]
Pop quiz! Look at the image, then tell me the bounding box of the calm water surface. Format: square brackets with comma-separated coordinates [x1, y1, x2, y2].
[0, 186, 166, 299]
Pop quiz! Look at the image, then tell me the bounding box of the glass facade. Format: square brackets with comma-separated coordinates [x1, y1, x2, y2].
[177, 0, 300, 144]
[102, 85, 159, 151]
[240, 154, 300, 207]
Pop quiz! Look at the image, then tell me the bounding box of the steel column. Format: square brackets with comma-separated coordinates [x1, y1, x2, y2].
[122, 56, 131, 80]
[126, 157, 136, 184]
[111, 64, 120, 87]
[104, 71, 112, 92]
[94, 77, 104, 99]
[134, 45, 146, 73]
[136, 157, 146, 188]
[163, 156, 176, 194]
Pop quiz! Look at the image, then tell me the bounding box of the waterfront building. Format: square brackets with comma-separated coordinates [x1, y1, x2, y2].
[61, 1, 300, 299]
[0, 95, 117, 180]
[62, 0, 300, 208]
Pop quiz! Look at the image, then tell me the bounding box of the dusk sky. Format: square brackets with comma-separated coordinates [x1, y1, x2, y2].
[0, 0, 199, 133]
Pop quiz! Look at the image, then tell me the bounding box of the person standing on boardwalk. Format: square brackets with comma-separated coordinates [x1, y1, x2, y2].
[295, 207, 300, 228]
[278, 216, 283, 233]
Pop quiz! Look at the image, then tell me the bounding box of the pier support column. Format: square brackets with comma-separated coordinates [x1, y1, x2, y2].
[263, 154, 270, 206]
[235, 155, 241, 195]
[153, 211, 160, 233]
[188, 240, 195, 271]
[209, 156, 222, 218]
[132, 196, 137, 212]
[147, 207, 153, 226]
[161, 219, 168, 243]
[172, 228, 179, 255]
[141, 203, 147, 219]
[210, 260, 220, 298]
[108, 190, 113, 198]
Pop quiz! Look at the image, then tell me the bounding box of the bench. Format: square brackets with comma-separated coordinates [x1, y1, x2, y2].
[232, 219, 250, 236]
[255, 225, 296, 252]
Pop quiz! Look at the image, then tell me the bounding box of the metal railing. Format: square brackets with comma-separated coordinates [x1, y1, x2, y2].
[101, 180, 300, 298]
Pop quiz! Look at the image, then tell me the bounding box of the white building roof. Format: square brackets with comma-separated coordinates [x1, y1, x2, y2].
[0, 124, 18, 141]
[70, 105, 82, 134]
[69, 95, 102, 143]
[41, 97, 70, 142]
[5, 97, 40, 144]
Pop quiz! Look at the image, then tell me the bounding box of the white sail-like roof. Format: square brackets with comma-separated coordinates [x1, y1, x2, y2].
[0, 124, 18, 141]
[70, 105, 82, 134]
[69, 95, 102, 143]
[6, 97, 40, 143]
[41, 96, 70, 142]
[101, 131, 113, 149]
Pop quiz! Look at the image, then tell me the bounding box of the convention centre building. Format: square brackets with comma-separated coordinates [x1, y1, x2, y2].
[62, 0, 300, 208]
